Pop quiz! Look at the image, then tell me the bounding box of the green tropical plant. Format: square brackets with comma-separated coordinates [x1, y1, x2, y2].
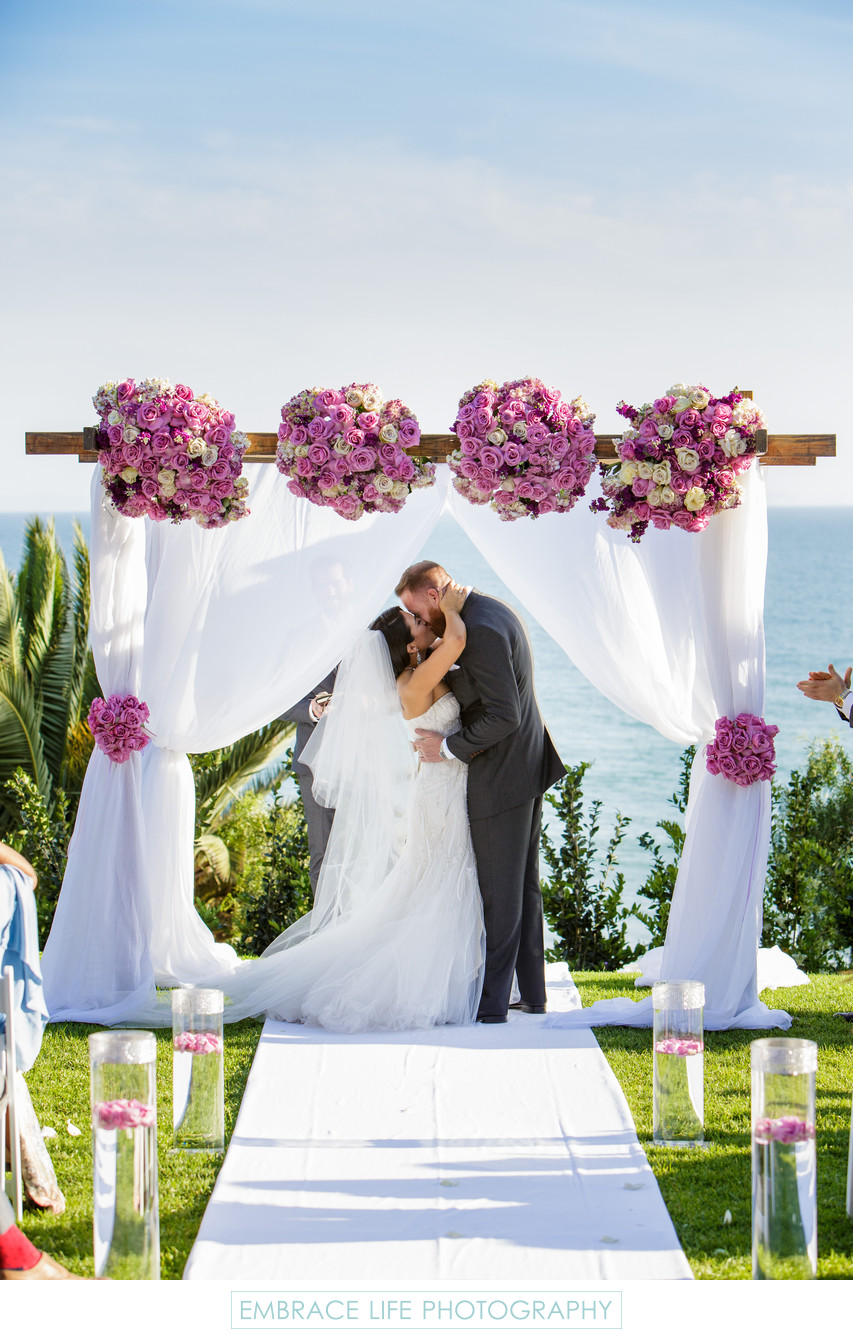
[4, 766, 71, 942]
[763, 738, 853, 971]
[189, 722, 296, 936]
[629, 745, 694, 945]
[541, 762, 637, 971]
[233, 757, 313, 956]
[0, 517, 97, 831]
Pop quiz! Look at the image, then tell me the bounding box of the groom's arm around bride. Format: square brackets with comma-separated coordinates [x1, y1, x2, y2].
[397, 561, 565, 1023]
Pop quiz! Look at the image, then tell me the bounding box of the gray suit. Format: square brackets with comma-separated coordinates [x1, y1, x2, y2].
[444, 592, 565, 1019]
[283, 670, 337, 893]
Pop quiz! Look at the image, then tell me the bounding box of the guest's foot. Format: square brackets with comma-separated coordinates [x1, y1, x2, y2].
[1, 1250, 81, 1280]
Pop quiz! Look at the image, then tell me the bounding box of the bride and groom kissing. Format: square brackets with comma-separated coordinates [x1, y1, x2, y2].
[200, 560, 565, 1031]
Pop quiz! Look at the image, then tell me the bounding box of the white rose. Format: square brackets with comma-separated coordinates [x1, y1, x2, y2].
[122, 425, 139, 444]
[157, 469, 175, 486]
[690, 387, 710, 410]
[362, 388, 382, 411]
[660, 485, 676, 506]
[391, 480, 409, 500]
[685, 486, 707, 512]
[512, 422, 528, 440]
[374, 474, 394, 493]
[294, 445, 309, 458]
[345, 388, 363, 408]
[673, 396, 691, 413]
[333, 435, 350, 454]
[619, 462, 638, 485]
[668, 383, 688, 397]
[501, 477, 516, 492]
[201, 448, 218, 467]
[487, 429, 508, 446]
[658, 422, 674, 440]
[647, 488, 662, 507]
[637, 461, 654, 480]
[652, 462, 671, 486]
[675, 448, 700, 474]
[108, 410, 123, 426]
[159, 482, 177, 499]
[119, 467, 138, 483]
[188, 437, 205, 457]
[379, 423, 398, 443]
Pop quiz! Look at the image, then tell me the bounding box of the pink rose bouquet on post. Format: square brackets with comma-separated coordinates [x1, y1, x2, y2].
[592, 383, 766, 542]
[276, 383, 433, 519]
[705, 712, 778, 787]
[449, 377, 597, 521]
[87, 693, 152, 764]
[93, 377, 251, 528]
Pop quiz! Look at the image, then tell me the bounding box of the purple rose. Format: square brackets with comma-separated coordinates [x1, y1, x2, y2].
[672, 429, 694, 449]
[480, 446, 504, 471]
[456, 403, 476, 422]
[116, 379, 136, 402]
[398, 418, 420, 447]
[328, 404, 354, 426]
[296, 458, 314, 478]
[308, 444, 330, 467]
[183, 401, 210, 428]
[173, 384, 193, 402]
[314, 389, 342, 410]
[316, 467, 338, 490]
[632, 501, 651, 520]
[677, 409, 701, 429]
[289, 425, 309, 447]
[348, 447, 376, 472]
[719, 753, 739, 778]
[151, 428, 173, 453]
[397, 456, 415, 481]
[637, 418, 660, 443]
[357, 411, 380, 433]
[472, 390, 495, 410]
[502, 444, 524, 466]
[343, 426, 364, 448]
[526, 422, 549, 446]
[205, 423, 230, 449]
[335, 495, 360, 519]
[107, 424, 124, 447]
[307, 416, 331, 441]
[362, 482, 380, 502]
[456, 420, 477, 440]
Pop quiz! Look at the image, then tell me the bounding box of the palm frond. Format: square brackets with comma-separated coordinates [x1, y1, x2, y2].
[0, 560, 23, 675]
[193, 721, 295, 826]
[0, 665, 51, 813]
[17, 519, 68, 693]
[194, 833, 231, 885]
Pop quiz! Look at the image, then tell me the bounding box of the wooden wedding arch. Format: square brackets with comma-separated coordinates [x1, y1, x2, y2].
[23, 393, 837, 469]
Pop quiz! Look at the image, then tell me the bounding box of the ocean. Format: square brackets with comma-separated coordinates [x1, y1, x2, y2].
[2, 506, 851, 933]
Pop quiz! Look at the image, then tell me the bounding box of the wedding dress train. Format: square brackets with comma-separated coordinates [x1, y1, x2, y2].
[205, 691, 486, 1032]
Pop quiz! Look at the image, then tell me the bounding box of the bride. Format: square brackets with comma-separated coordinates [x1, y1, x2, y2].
[194, 581, 485, 1032]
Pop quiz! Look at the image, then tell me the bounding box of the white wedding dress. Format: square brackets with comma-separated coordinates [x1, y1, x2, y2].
[207, 691, 485, 1032]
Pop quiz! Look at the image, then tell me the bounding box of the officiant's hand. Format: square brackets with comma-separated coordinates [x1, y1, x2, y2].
[796, 663, 852, 702]
[414, 728, 445, 763]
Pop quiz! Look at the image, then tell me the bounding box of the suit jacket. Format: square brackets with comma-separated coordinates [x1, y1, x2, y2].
[444, 592, 565, 821]
[283, 669, 337, 780]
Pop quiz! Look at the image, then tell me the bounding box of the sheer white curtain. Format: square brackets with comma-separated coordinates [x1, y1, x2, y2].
[448, 465, 790, 1030]
[42, 466, 449, 1021]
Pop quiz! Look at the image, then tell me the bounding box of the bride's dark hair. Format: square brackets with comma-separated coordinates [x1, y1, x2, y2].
[370, 607, 412, 677]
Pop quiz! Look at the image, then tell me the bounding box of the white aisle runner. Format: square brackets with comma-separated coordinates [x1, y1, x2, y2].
[185, 983, 692, 1281]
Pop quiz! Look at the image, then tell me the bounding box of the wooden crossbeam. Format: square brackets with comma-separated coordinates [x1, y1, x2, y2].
[25, 426, 835, 466]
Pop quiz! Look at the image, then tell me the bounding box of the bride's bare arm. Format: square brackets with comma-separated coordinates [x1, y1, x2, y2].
[398, 582, 467, 714]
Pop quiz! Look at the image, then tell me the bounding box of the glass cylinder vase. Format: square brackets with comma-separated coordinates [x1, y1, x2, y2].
[652, 979, 705, 1147]
[89, 1030, 160, 1280]
[751, 1037, 817, 1280]
[171, 988, 224, 1153]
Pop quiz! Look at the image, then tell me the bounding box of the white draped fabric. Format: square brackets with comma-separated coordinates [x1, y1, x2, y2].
[42, 461, 788, 1029]
[42, 466, 448, 1021]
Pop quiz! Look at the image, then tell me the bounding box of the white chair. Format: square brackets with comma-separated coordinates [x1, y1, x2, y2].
[0, 965, 23, 1219]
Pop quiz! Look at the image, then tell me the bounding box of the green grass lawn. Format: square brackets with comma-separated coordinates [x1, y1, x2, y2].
[12, 974, 853, 1279]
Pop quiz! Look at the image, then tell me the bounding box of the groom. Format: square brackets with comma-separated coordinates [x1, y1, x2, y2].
[396, 561, 565, 1023]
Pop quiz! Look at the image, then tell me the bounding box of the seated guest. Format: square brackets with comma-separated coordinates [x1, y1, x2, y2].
[0, 842, 78, 1280]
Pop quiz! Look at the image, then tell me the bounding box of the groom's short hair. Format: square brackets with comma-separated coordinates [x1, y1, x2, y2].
[395, 561, 449, 598]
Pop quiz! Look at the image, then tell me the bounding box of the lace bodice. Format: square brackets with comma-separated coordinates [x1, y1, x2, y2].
[405, 691, 462, 740]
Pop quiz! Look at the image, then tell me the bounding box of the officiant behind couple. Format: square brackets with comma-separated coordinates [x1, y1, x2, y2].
[173, 561, 565, 1031]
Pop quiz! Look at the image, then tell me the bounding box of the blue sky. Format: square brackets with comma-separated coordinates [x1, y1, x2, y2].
[2, 0, 851, 507]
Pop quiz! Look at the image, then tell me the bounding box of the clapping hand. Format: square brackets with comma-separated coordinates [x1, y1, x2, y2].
[796, 663, 852, 702]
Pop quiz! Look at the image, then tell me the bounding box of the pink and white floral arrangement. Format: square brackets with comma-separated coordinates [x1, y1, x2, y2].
[705, 712, 778, 787]
[87, 693, 151, 764]
[93, 378, 250, 528]
[276, 383, 433, 520]
[591, 384, 766, 542]
[449, 377, 597, 521]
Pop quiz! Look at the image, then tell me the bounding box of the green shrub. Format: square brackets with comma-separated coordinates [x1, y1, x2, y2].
[541, 763, 637, 971]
